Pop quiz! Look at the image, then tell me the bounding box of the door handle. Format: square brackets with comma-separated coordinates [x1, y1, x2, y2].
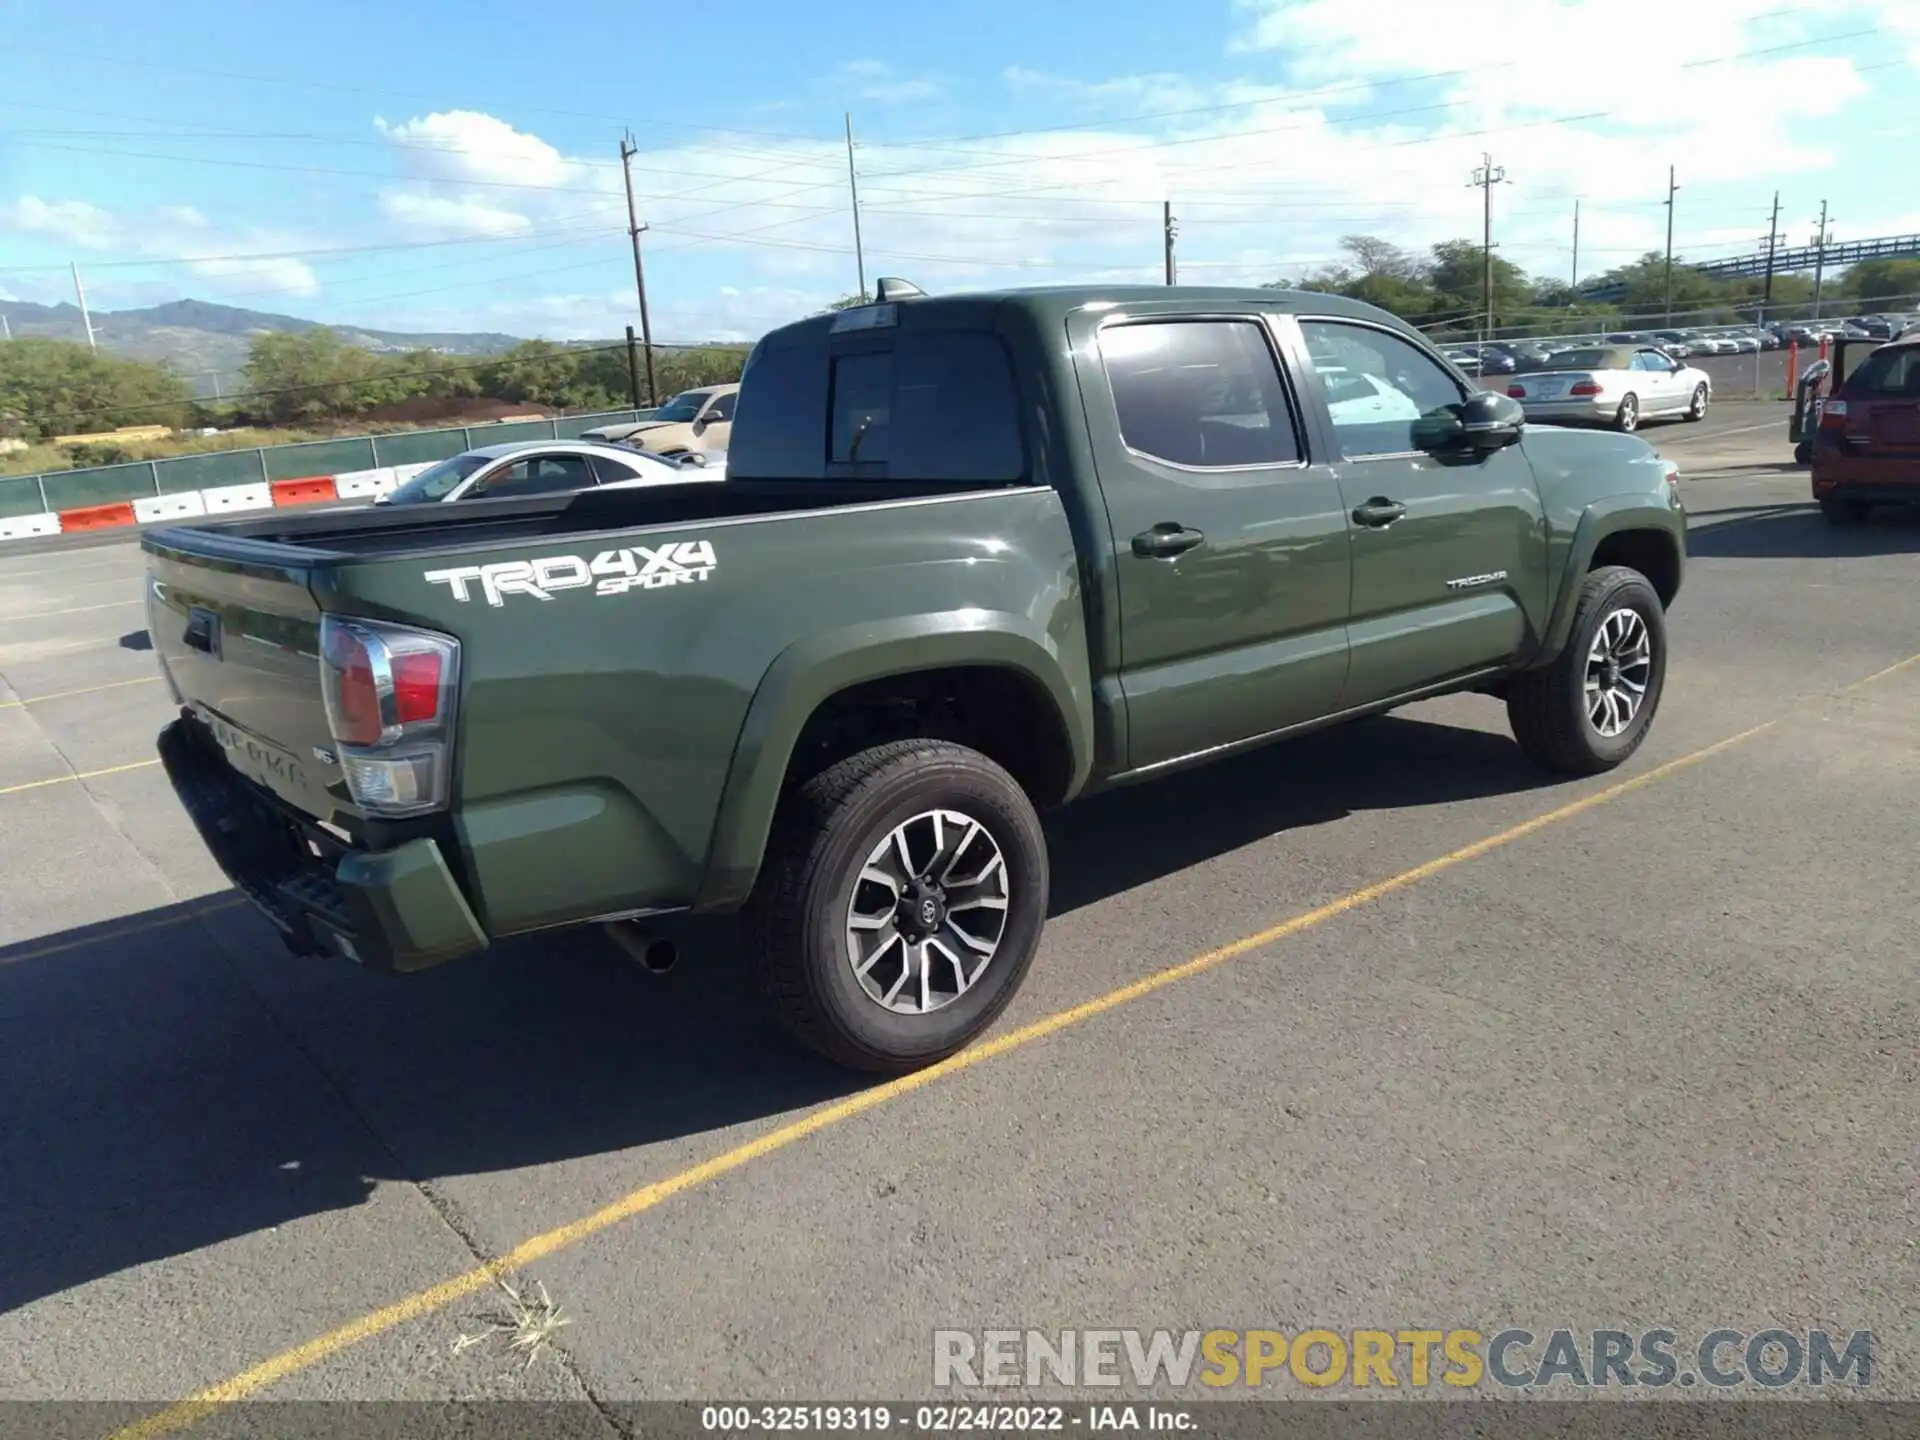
[1131, 523, 1205, 558]
[1351, 497, 1407, 528]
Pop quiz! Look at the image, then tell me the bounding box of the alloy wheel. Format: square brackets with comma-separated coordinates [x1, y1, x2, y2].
[844, 809, 1011, 1015]
[1585, 607, 1653, 737]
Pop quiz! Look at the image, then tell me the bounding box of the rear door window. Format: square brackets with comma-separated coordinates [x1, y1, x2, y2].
[469, 454, 594, 499]
[1100, 320, 1303, 468]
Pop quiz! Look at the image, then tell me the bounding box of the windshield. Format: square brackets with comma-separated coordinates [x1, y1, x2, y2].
[650, 390, 709, 423]
[381, 452, 491, 505]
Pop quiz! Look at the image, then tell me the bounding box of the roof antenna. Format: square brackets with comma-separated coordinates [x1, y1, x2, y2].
[872, 277, 925, 302]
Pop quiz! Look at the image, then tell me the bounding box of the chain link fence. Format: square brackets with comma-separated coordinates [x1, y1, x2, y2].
[4, 408, 657, 517]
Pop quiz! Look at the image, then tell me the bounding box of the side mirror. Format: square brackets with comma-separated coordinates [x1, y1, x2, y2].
[1447, 390, 1524, 450]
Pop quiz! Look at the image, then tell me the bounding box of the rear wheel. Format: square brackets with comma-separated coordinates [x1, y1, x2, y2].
[1614, 393, 1640, 433]
[1819, 495, 1870, 525]
[745, 739, 1048, 1074]
[1686, 384, 1709, 421]
[1507, 566, 1666, 776]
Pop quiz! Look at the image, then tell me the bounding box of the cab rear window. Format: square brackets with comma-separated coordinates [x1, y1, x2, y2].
[730, 329, 1025, 482]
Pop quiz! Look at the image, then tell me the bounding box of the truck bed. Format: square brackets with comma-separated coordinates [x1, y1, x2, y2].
[146, 478, 1004, 561]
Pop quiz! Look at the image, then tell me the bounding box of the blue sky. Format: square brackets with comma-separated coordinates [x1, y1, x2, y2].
[2, 0, 1916, 347]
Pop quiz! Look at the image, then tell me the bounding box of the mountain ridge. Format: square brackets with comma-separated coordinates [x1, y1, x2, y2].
[0, 297, 527, 395]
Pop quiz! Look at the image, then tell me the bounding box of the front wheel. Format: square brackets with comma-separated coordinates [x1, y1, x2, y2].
[745, 739, 1048, 1074]
[1614, 393, 1640, 433]
[1506, 566, 1667, 776]
[1686, 384, 1709, 421]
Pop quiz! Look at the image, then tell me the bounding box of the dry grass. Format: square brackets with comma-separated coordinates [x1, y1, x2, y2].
[452, 1277, 574, 1370]
[0, 427, 342, 480]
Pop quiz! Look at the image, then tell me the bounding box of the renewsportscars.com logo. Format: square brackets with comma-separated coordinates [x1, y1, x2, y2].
[932, 1327, 1874, 1392]
[425, 540, 718, 606]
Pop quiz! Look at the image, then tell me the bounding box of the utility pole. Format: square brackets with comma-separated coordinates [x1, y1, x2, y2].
[618, 131, 658, 407]
[1571, 199, 1580, 292]
[1, 315, 10, 342]
[1760, 191, 1780, 322]
[1467, 153, 1506, 345]
[71, 262, 97, 351]
[208, 371, 222, 401]
[1810, 201, 1832, 320]
[844, 112, 867, 303]
[1662, 165, 1679, 325]
[1163, 201, 1178, 285]
[624, 325, 643, 409]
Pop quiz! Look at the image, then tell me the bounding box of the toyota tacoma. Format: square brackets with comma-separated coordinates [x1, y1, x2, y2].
[144, 282, 1685, 1072]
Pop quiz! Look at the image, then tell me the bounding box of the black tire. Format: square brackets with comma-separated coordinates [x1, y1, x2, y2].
[1613, 393, 1640, 432]
[745, 739, 1048, 1074]
[1818, 495, 1870, 525]
[1506, 566, 1667, 776]
[1686, 384, 1709, 421]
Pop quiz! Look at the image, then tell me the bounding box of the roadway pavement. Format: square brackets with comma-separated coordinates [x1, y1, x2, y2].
[3, 401, 1916, 1425]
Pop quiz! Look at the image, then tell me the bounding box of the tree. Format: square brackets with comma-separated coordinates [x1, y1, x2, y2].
[0, 338, 193, 438]
[825, 293, 870, 311]
[1338, 234, 1423, 282]
[1844, 258, 1920, 307]
[1427, 240, 1532, 325]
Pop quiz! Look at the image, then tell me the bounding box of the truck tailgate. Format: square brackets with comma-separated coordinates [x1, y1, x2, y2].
[145, 537, 342, 823]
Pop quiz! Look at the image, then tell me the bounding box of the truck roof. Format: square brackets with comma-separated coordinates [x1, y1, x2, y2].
[776, 282, 1415, 343]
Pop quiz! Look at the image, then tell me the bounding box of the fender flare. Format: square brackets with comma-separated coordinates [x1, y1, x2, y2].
[692, 612, 1093, 911]
[1531, 496, 1685, 665]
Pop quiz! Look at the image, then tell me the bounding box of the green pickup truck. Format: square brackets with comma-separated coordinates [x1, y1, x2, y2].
[144, 283, 1685, 1073]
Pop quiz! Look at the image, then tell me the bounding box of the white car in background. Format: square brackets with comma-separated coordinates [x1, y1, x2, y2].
[375, 440, 723, 507]
[1319, 366, 1425, 426]
[1503, 344, 1712, 433]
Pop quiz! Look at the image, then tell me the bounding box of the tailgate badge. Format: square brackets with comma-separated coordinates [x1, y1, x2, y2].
[183, 606, 222, 658]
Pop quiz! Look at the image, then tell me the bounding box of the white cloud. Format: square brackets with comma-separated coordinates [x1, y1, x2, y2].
[0, 195, 320, 298]
[2, 196, 120, 250]
[378, 190, 535, 239]
[376, 109, 574, 188]
[834, 59, 947, 105]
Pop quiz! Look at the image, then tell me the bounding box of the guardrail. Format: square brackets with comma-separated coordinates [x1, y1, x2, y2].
[0, 407, 658, 528]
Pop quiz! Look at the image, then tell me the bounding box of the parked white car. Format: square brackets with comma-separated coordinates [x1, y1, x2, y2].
[1503, 344, 1712, 433]
[375, 440, 722, 507]
[1320, 367, 1424, 426]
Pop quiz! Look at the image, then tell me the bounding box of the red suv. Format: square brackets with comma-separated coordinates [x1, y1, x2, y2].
[1812, 335, 1920, 522]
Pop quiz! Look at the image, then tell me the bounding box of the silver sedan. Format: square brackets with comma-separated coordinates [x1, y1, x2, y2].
[1504, 345, 1713, 433]
[374, 439, 721, 507]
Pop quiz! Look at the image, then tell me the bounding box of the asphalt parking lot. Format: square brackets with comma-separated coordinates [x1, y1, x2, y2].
[3, 399, 1917, 1425]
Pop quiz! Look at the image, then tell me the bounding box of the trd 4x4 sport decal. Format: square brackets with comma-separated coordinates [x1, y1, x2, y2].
[424, 541, 718, 606]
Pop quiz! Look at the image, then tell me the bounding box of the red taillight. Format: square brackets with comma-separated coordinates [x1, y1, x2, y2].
[1569, 381, 1602, 396]
[391, 651, 444, 724]
[1819, 398, 1850, 428]
[319, 616, 460, 816]
[322, 622, 384, 746]
[1507, 385, 1526, 398]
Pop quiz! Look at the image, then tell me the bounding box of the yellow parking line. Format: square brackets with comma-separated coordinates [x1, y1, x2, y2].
[1845, 652, 1920, 691]
[5, 598, 145, 621]
[2, 897, 245, 966]
[0, 676, 161, 710]
[0, 758, 160, 797]
[106, 720, 1801, 1440]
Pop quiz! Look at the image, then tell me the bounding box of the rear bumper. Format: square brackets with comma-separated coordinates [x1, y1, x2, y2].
[1517, 397, 1617, 424]
[1810, 440, 1920, 499]
[158, 715, 488, 972]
